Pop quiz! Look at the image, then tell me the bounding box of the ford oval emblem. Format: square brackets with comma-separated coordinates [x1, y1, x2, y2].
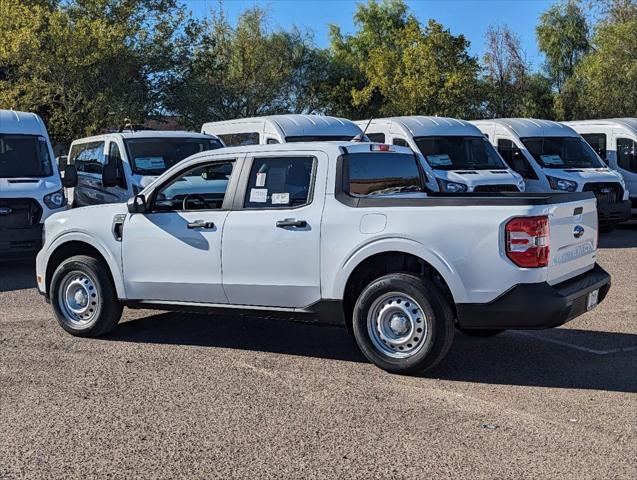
[0, 207, 12, 215]
[573, 225, 585, 238]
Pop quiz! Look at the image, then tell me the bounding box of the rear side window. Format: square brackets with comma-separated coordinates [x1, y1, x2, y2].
[366, 132, 385, 143]
[71, 141, 105, 174]
[581, 133, 607, 162]
[218, 132, 259, 146]
[244, 157, 315, 209]
[393, 138, 408, 147]
[346, 152, 423, 196]
[497, 139, 537, 179]
[617, 138, 637, 173]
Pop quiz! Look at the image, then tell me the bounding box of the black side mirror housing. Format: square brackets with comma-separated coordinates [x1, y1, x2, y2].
[127, 194, 147, 214]
[102, 160, 120, 187]
[62, 164, 78, 188]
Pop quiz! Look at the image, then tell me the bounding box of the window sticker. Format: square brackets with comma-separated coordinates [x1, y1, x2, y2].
[426, 154, 452, 167]
[271, 192, 289, 205]
[540, 154, 564, 166]
[136, 156, 165, 169]
[256, 172, 267, 187]
[249, 188, 267, 203]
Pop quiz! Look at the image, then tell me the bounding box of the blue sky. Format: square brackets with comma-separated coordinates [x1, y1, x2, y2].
[183, 0, 555, 69]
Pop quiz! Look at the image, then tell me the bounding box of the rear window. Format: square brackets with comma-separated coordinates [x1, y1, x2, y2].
[345, 152, 424, 196]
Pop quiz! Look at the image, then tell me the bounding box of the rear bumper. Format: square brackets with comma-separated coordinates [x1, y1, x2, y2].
[456, 264, 611, 330]
[0, 225, 43, 257]
[597, 200, 631, 224]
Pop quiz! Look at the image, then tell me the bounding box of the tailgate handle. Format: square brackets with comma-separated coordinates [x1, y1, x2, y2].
[573, 207, 583, 215]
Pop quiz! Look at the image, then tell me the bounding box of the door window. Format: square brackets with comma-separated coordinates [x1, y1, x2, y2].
[497, 139, 538, 179]
[218, 132, 259, 146]
[71, 141, 105, 174]
[153, 161, 234, 212]
[617, 138, 637, 173]
[108, 142, 127, 188]
[581, 133, 607, 162]
[266, 138, 280, 144]
[244, 157, 315, 209]
[367, 132, 385, 143]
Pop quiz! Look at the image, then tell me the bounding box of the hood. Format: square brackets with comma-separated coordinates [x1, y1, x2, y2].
[435, 169, 522, 187]
[542, 167, 623, 183]
[0, 177, 63, 199]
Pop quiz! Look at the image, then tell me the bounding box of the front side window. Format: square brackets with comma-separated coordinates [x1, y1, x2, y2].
[108, 142, 126, 189]
[414, 136, 506, 170]
[497, 139, 538, 179]
[72, 141, 105, 174]
[346, 152, 423, 196]
[0, 134, 52, 178]
[153, 161, 234, 212]
[244, 157, 314, 209]
[617, 138, 637, 173]
[218, 132, 259, 146]
[581, 133, 607, 162]
[125, 137, 222, 175]
[521, 136, 605, 169]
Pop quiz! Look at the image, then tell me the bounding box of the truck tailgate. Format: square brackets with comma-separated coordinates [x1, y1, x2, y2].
[547, 196, 598, 285]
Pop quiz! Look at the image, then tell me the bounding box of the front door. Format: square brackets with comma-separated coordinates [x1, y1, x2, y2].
[222, 152, 325, 308]
[122, 158, 240, 303]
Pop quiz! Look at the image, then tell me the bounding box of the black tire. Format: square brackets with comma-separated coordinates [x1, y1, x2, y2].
[50, 254, 122, 337]
[352, 273, 455, 374]
[456, 327, 505, 338]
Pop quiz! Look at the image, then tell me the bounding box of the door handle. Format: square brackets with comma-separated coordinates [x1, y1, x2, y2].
[276, 218, 307, 228]
[187, 220, 215, 229]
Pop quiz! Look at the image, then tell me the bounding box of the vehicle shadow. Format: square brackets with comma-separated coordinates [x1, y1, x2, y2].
[108, 311, 637, 393]
[599, 222, 637, 248]
[0, 260, 36, 292]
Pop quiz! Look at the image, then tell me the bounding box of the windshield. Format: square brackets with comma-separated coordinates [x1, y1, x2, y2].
[346, 152, 424, 196]
[0, 134, 53, 178]
[125, 137, 223, 175]
[285, 135, 356, 142]
[520, 136, 604, 169]
[414, 136, 507, 170]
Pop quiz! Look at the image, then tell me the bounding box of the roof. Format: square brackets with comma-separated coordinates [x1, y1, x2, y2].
[563, 118, 637, 134]
[356, 116, 482, 137]
[203, 114, 362, 137]
[472, 118, 578, 138]
[0, 109, 48, 136]
[71, 130, 220, 144]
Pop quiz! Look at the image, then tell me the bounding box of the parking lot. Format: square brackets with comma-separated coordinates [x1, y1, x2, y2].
[0, 225, 635, 479]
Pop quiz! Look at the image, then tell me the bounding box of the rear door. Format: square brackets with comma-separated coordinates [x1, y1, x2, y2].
[221, 151, 325, 307]
[546, 197, 598, 285]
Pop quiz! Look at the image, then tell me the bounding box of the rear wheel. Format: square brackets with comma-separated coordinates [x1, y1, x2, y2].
[352, 273, 454, 374]
[50, 255, 122, 337]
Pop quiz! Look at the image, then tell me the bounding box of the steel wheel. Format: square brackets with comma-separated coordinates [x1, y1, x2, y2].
[57, 271, 101, 327]
[366, 291, 428, 359]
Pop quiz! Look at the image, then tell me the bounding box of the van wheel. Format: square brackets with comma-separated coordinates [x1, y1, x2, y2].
[352, 273, 454, 374]
[50, 255, 122, 337]
[457, 327, 505, 337]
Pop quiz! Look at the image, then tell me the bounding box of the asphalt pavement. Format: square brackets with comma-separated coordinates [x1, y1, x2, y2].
[1, 225, 635, 479]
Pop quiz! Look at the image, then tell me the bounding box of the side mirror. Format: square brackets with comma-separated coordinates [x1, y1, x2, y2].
[62, 164, 78, 188]
[56, 156, 67, 172]
[102, 160, 120, 187]
[127, 194, 147, 214]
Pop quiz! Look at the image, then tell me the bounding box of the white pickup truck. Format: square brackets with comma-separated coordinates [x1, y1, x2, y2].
[36, 142, 611, 374]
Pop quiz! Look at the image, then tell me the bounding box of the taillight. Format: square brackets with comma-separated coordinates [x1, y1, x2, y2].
[505, 215, 549, 268]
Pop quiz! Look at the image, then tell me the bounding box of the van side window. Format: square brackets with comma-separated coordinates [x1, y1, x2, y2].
[393, 138, 408, 147]
[108, 142, 127, 188]
[581, 133, 607, 162]
[497, 139, 537, 179]
[244, 157, 314, 209]
[617, 138, 637, 173]
[71, 141, 105, 174]
[367, 133, 385, 143]
[266, 138, 280, 144]
[218, 132, 259, 147]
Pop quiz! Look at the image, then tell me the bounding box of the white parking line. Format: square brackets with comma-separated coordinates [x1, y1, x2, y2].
[510, 331, 637, 355]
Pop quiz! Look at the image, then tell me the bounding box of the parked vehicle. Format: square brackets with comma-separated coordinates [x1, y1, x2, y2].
[354, 116, 525, 193]
[201, 114, 363, 146]
[473, 118, 631, 231]
[64, 131, 224, 207]
[1, 109, 66, 256]
[36, 141, 610, 374]
[564, 118, 636, 216]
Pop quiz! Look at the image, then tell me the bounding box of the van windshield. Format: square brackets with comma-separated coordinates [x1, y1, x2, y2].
[125, 137, 223, 175]
[0, 134, 53, 178]
[414, 136, 507, 170]
[520, 136, 605, 169]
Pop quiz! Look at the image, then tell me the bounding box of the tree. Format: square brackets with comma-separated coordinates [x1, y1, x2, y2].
[482, 24, 528, 117]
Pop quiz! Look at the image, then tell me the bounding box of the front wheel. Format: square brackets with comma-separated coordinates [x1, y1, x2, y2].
[50, 255, 122, 337]
[352, 273, 455, 374]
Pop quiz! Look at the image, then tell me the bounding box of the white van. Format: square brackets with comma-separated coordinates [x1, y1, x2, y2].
[473, 118, 631, 230]
[64, 130, 224, 207]
[354, 117, 525, 193]
[564, 118, 636, 215]
[201, 114, 363, 146]
[1, 109, 66, 256]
